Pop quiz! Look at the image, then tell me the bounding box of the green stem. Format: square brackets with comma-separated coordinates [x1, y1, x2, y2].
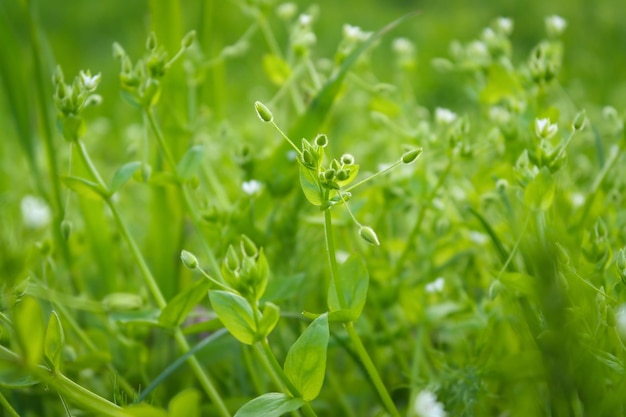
[260, 339, 318, 417]
[0, 390, 20, 417]
[394, 155, 454, 277]
[324, 209, 346, 308]
[344, 322, 400, 417]
[73, 143, 230, 414]
[144, 109, 178, 171]
[27, 4, 77, 293]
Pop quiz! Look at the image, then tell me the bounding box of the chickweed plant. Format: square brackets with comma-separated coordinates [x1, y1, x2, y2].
[1, 2, 626, 417]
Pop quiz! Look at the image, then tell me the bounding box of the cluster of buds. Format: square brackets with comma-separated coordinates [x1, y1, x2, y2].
[335, 23, 372, 64]
[52, 67, 102, 142]
[113, 31, 195, 108]
[528, 42, 560, 84]
[514, 150, 539, 186]
[392, 38, 417, 71]
[221, 235, 269, 301]
[290, 10, 318, 56]
[480, 17, 513, 58]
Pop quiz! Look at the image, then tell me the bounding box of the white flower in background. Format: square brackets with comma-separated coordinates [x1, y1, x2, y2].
[79, 70, 101, 91]
[545, 15, 567, 37]
[489, 106, 511, 125]
[469, 231, 488, 245]
[534, 117, 558, 140]
[571, 192, 585, 208]
[242, 180, 262, 195]
[414, 390, 447, 417]
[425, 277, 445, 294]
[615, 304, 626, 339]
[343, 24, 370, 42]
[276, 2, 297, 21]
[392, 37, 415, 55]
[495, 17, 513, 35]
[466, 40, 490, 61]
[21, 195, 51, 229]
[298, 13, 312, 26]
[481, 28, 497, 42]
[435, 107, 457, 125]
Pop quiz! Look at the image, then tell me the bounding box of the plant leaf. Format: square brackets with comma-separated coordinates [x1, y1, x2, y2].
[209, 290, 257, 345]
[61, 176, 107, 200]
[257, 302, 280, 338]
[299, 165, 323, 206]
[235, 393, 305, 417]
[327, 253, 369, 319]
[44, 311, 65, 372]
[0, 345, 38, 388]
[110, 161, 141, 194]
[168, 389, 200, 417]
[159, 279, 212, 328]
[177, 145, 205, 180]
[13, 296, 45, 366]
[284, 313, 329, 401]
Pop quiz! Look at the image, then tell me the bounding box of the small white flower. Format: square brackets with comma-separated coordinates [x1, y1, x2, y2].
[534, 117, 558, 140]
[545, 15, 567, 37]
[79, 70, 101, 91]
[276, 2, 297, 21]
[414, 390, 447, 417]
[242, 180, 262, 195]
[342, 24, 371, 42]
[466, 40, 490, 60]
[615, 304, 626, 339]
[435, 108, 457, 125]
[21, 195, 51, 229]
[392, 37, 415, 55]
[571, 192, 585, 208]
[496, 17, 513, 35]
[425, 277, 445, 294]
[469, 231, 488, 245]
[481, 28, 497, 42]
[298, 13, 312, 26]
[489, 106, 511, 125]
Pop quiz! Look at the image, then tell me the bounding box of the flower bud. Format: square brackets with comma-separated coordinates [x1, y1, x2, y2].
[534, 117, 558, 140]
[61, 219, 72, 241]
[146, 32, 157, 51]
[240, 235, 258, 258]
[180, 250, 199, 270]
[225, 245, 240, 272]
[314, 134, 328, 148]
[572, 109, 586, 131]
[52, 65, 64, 85]
[112, 42, 126, 59]
[254, 101, 273, 122]
[545, 15, 567, 38]
[181, 30, 196, 49]
[340, 153, 355, 165]
[323, 168, 336, 181]
[401, 148, 423, 164]
[336, 169, 349, 181]
[359, 226, 380, 246]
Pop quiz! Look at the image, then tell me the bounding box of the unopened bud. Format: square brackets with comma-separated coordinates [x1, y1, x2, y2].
[254, 101, 273, 122]
[52, 65, 64, 85]
[359, 226, 380, 246]
[401, 148, 423, 164]
[61, 219, 72, 241]
[225, 245, 240, 272]
[340, 154, 355, 165]
[146, 32, 157, 51]
[314, 134, 328, 148]
[572, 109, 587, 131]
[112, 42, 126, 60]
[181, 30, 196, 49]
[180, 250, 199, 270]
[240, 235, 258, 258]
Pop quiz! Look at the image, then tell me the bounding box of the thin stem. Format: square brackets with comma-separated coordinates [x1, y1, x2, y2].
[0, 390, 20, 417]
[144, 109, 178, 171]
[343, 160, 402, 193]
[259, 339, 318, 417]
[270, 120, 302, 156]
[76, 140, 108, 191]
[324, 209, 346, 308]
[198, 267, 231, 291]
[394, 154, 454, 276]
[344, 322, 400, 417]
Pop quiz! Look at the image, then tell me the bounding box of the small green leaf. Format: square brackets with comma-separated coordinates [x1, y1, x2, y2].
[299, 165, 323, 206]
[110, 161, 141, 194]
[13, 296, 45, 367]
[235, 393, 305, 417]
[61, 176, 107, 200]
[262, 54, 292, 86]
[102, 293, 144, 312]
[44, 311, 65, 372]
[257, 302, 280, 338]
[177, 145, 205, 180]
[159, 280, 212, 328]
[524, 167, 555, 211]
[168, 389, 200, 417]
[209, 290, 257, 345]
[327, 253, 369, 319]
[284, 313, 329, 401]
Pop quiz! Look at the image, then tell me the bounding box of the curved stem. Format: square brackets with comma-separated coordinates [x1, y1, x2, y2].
[344, 322, 400, 417]
[0, 391, 20, 417]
